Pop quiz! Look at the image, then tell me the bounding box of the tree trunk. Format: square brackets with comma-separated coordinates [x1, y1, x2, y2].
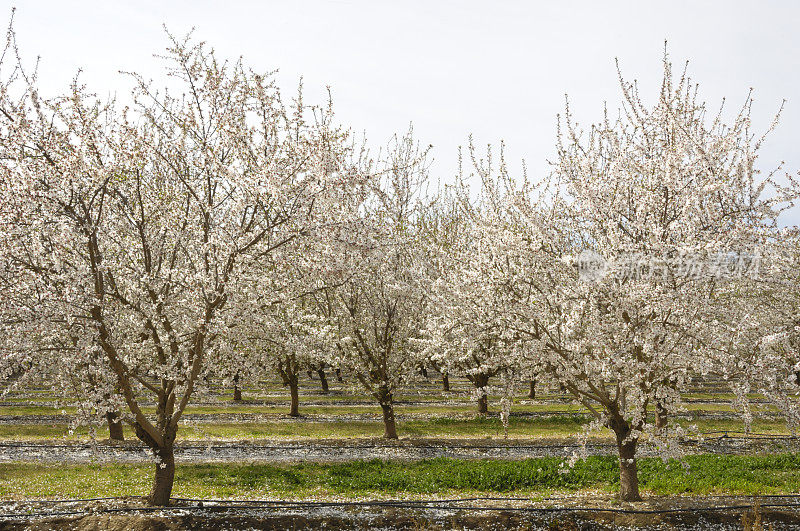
[134, 417, 176, 507]
[106, 411, 124, 441]
[233, 372, 242, 402]
[442, 372, 450, 392]
[377, 386, 398, 439]
[473, 373, 490, 414]
[618, 439, 641, 502]
[380, 401, 398, 439]
[317, 369, 329, 393]
[478, 394, 488, 414]
[306, 370, 314, 380]
[335, 368, 343, 382]
[528, 380, 536, 399]
[289, 378, 300, 417]
[654, 401, 667, 429]
[149, 444, 175, 506]
[610, 414, 642, 502]
[420, 366, 428, 379]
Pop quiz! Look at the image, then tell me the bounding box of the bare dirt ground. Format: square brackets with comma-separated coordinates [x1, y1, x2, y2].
[1, 495, 799, 530]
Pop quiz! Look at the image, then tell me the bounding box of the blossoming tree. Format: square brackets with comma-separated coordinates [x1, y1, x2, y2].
[528, 56, 787, 501]
[441, 55, 790, 501]
[246, 296, 336, 417]
[0, 29, 361, 505]
[423, 168, 531, 414]
[323, 131, 431, 439]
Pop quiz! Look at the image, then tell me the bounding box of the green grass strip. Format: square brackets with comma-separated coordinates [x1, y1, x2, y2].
[1, 454, 800, 500]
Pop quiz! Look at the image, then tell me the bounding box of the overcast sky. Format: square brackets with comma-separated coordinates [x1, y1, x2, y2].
[9, 1, 800, 220]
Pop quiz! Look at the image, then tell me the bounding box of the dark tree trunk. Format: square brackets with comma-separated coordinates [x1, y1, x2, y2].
[149, 444, 175, 506]
[654, 401, 667, 429]
[377, 386, 398, 439]
[134, 421, 176, 507]
[233, 372, 242, 402]
[420, 366, 428, 379]
[609, 414, 642, 502]
[442, 372, 450, 392]
[106, 411, 124, 441]
[528, 380, 536, 399]
[618, 439, 640, 502]
[306, 370, 314, 380]
[477, 394, 488, 414]
[472, 373, 490, 414]
[335, 368, 343, 382]
[289, 378, 300, 417]
[380, 402, 398, 439]
[317, 369, 329, 393]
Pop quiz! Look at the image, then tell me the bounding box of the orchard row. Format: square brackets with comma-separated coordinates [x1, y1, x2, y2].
[1, 29, 798, 504]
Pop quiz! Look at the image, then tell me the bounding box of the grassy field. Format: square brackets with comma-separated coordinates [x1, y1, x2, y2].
[1, 454, 800, 500]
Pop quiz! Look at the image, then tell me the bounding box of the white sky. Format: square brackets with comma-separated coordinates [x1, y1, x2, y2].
[8, 0, 800, 221]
